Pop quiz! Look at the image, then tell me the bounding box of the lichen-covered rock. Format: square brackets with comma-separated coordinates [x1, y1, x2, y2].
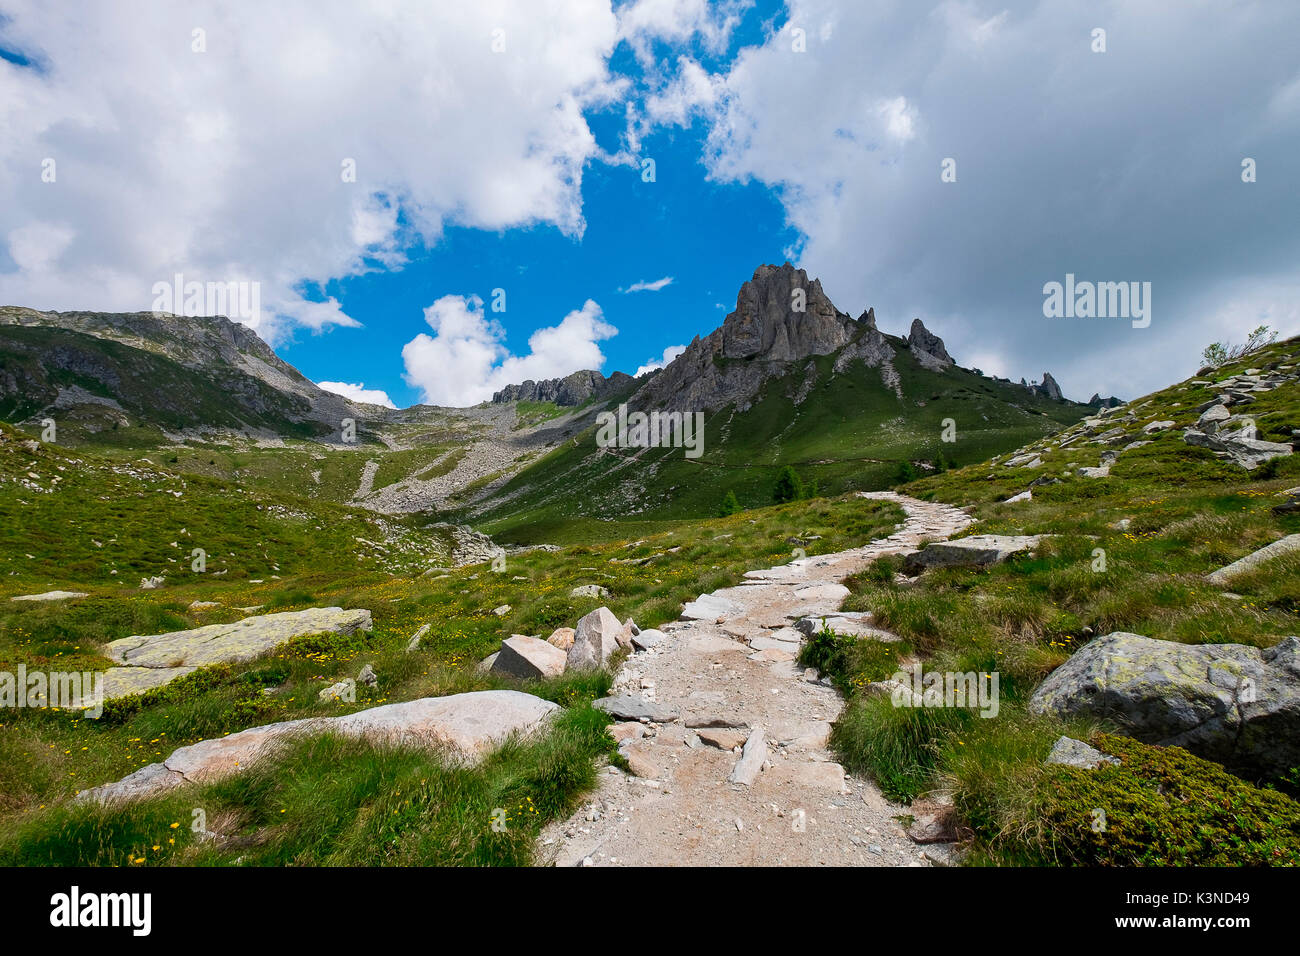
[1030, 632, 1300, 777]
[104, 607, 372, 671]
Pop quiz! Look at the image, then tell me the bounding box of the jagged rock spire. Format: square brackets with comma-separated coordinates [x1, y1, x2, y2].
[906, 318, 954, 369]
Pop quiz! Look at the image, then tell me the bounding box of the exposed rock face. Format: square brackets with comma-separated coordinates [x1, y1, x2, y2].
[1088, 392, 1124, 409]
[629, 263, 889, 413]
[77, 690, 560, 804]
[1029, 633, 1300, 778]
[906, 318, 953, 370]
[1029, 372, 1064, 402]
[0, 306, 366, 430]
[491, 369, 633, 406]
[1183, 425, 1293, 469]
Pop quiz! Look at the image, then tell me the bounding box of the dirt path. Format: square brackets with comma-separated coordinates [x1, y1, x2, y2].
[541, 491, 973, 867]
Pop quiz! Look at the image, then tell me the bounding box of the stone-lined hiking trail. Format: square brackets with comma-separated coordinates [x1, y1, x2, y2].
[542, 492, 973, 867]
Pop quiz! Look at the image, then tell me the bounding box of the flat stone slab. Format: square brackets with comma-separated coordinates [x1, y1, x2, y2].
[1206, 534, 1300, 586]
[78, 690, 559, 803]
[903, 534, 1042, 573]
[681, 593, 746, 621]
[103, 607, 373, 669]
[594, 694, 679, 723]
[10, 590, 89, 602]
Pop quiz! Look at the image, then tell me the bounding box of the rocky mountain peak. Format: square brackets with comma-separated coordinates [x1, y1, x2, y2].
[906, 318, 954, 370]
[719, 261, 855, 362]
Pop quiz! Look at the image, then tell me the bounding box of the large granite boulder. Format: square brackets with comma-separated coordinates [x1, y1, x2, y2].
[1030, 632, 1300, 777]
[490, 635, 568, 679]
[566, 606, 623, 671]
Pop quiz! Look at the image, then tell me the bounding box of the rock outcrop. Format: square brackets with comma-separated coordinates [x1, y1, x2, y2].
[628, 263, 890, 413]
[1029, 632, 1300, 778]
[906, 318, 953, 370]
[491, 369, 633, 406]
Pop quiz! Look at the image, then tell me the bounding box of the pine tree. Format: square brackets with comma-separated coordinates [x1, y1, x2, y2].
[773, 466, 804, 504]
[719, 489, 742, 516]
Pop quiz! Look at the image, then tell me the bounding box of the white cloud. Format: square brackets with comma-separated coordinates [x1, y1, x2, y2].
[678, 0, 1300, 399]
[621, 275, 675, 293]
[315, 381, 397, 409]
[617, 0, 751, 67]
[402, 295, 618, 406]
[0, 1, 621, 342]
[635, 343, 687, 376]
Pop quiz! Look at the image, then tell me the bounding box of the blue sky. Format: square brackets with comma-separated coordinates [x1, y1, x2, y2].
[3, 1, 1298, 408]
[281, 1, 796, 408]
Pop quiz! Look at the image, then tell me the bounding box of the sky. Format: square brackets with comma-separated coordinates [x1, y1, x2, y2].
[2, 0, 1298, 408]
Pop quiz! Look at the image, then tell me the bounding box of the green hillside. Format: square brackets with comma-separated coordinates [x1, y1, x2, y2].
[462, 344, 1087, 542]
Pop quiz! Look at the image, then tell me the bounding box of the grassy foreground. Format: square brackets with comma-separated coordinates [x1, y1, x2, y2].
[805, 337, 1300, 864]
[0, 420, 901, 864]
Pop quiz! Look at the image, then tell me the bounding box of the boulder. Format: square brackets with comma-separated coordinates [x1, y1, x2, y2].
[902, 535, 1042, 573]
[566, 606, 623, 671]
[1029, 632, 1300, 777]
[546, 627, 575, 650]
[1205, 534, 1300, 586]
[569, 584, 609, 599]
[1142, 420, 1175, 433]
[491, 635, 568, 680]
[631, 628, 667, 651]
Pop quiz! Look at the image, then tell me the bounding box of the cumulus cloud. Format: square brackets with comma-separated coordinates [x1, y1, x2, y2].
[315, 381, 397, 409]
[621, 275, 675, 293]
[0, 0, 620, 342]
[635, 344, 687, 376]
[402, 295, 617, 406]
[653, 0, 1300, 399]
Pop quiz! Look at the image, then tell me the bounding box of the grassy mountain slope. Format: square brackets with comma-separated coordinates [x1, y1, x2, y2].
[462, 343, 1087, 543]
[0, 325, 328, 444]
[803, 335, 1300, 864]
